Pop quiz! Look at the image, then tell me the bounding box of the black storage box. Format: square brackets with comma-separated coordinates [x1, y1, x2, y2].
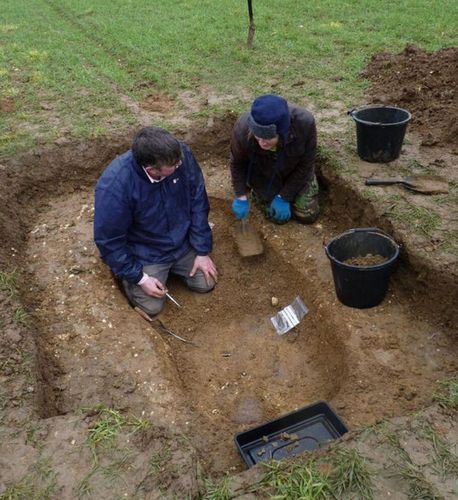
[234, 400, 348, 467]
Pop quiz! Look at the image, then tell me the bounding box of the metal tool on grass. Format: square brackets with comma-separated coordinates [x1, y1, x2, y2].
[234, 218, 264, 257]
[365, 175, 448, 194]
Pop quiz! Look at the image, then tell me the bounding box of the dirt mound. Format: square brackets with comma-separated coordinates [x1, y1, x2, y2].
[362, 44, 458, 149]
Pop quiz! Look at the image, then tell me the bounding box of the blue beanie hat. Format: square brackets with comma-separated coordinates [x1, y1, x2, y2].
[247, 94, 290, 140]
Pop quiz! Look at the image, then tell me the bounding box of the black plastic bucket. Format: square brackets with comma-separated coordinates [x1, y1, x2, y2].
[324, 228, 399, 308]
[349, 106, 411, 163]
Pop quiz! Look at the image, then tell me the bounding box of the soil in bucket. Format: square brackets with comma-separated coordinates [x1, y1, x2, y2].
[325, 228, 399, 309]
[349, 106, 411, 163]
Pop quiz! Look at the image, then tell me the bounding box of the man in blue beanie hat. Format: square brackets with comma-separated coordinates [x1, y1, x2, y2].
[230, 94, 319, 224]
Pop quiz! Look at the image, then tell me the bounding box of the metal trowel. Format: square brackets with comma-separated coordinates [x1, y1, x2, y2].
[365, 175, 448, 194]
[234, 218, 264, 257]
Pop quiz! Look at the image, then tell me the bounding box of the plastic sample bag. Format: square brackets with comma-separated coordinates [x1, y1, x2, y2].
[270, 296, 309, 335]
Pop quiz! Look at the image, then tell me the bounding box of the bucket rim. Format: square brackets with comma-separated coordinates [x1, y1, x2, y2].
[324, 228, 400, 270]
[349, 105, 412, 127]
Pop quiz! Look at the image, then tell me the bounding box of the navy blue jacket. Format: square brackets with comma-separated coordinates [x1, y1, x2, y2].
[94, 143, 212, 284]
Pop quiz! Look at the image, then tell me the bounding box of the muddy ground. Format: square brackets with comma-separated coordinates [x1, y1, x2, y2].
[0, 46, 457, 498]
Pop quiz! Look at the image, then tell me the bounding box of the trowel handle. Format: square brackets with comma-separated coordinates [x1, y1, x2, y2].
[365, 178, 403, 185]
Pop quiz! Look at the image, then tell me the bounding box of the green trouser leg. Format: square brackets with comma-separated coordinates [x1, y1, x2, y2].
[292, 175, 320, 224]
[250, 175, 320, 224]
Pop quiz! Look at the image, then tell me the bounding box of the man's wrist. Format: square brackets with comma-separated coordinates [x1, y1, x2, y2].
[137, 272, 149, 285]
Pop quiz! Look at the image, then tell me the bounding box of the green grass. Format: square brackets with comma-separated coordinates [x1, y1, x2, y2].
[0, 480, 35, 500]
[13, 307, 29, 326]
[0, 458, 57, 500]
[86, 406, 126, 464]
[434, 377, 458, 409]
[421, 422, 458, 477]
[383, 432, 441, 500]
[149, 446, 172, 474]
[261, 459, 332, 499]
[75, 468, 98, 499]
[77, 405, 158, 495]
[329, 447, 374, 499]
[385, 201, 441, 238]
[204, 477, 232, 500]
[257, 447, 374, 499]
[1, 0, 457, 158]
[0, 270, 18, 298]
[101, 451, 133, 482]
[128, 415, 152, 434]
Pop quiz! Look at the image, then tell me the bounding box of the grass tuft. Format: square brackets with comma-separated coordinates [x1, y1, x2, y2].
[260, 459, 332, 499]
[0, 270, 18, 298]
[385, 202, 441, 237]
[74, 468, 97, 498]
[0, 458, 57, 500]
[86, 406, 126, 464]
[384, 431, 441, 499]
[256, 447, 374, 499]
[128, 415, 152, 434]
[149, 446, 172, 474]
[433, 377, 458, 409]
[421, 422, 458, 477]
[329, 447, 374, 499]
[397, 461, 441, 500]
[13, 307, 29, 326]
[0, 480, 35, 500]
[204, 476, 232, 500]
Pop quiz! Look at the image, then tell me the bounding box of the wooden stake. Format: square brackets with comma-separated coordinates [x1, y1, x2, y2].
[247, 0, 255, 48]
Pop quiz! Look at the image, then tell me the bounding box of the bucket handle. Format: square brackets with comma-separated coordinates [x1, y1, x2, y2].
[323, 227, 399, 248]
[348, 227, 400, 246]
[349, 227, 390, 235]
[347, 105, 394, 120]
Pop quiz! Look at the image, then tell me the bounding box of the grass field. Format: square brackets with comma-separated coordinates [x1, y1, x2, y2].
[1, 0, 457, 158]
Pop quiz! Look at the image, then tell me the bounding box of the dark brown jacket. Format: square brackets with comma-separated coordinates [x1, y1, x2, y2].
[230, 104, 316, 202]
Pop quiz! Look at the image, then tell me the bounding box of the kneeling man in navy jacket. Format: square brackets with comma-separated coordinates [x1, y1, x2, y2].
[94, 126, 218, 316]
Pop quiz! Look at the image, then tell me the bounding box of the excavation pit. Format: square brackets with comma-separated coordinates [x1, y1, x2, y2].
[1, 122, 457, 478]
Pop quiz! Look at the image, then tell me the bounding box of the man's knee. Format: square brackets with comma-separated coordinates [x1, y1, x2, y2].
[187, 275, 216, 293]
[140, 298, 165, 316]
[122, 280, 165, 316]
[293, 200, 320, 224]
[293, 184, 320, 224]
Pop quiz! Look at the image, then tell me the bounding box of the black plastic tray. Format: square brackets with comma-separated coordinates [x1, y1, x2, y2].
[234, 400, 348, 467]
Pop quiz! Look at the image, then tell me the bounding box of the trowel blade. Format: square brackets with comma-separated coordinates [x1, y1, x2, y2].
[234, 220, 264, 257]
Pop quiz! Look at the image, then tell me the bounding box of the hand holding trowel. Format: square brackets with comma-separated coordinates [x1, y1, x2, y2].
[232, 197, 264, 257]
[365, 175, 448, 194]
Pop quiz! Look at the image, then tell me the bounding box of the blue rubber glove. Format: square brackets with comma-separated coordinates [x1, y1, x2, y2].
[232, 198, 250, 220]
[268, 195, 291, 222]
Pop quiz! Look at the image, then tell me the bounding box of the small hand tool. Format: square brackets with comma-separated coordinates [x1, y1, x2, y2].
[165, 292, 181, 308]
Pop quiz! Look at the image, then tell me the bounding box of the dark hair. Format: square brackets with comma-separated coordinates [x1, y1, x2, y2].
[132, 126, 182, 167]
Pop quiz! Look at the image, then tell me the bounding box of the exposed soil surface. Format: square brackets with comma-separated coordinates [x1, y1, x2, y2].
[1, 45, 457, 497]
[363, 44, 458, 149]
